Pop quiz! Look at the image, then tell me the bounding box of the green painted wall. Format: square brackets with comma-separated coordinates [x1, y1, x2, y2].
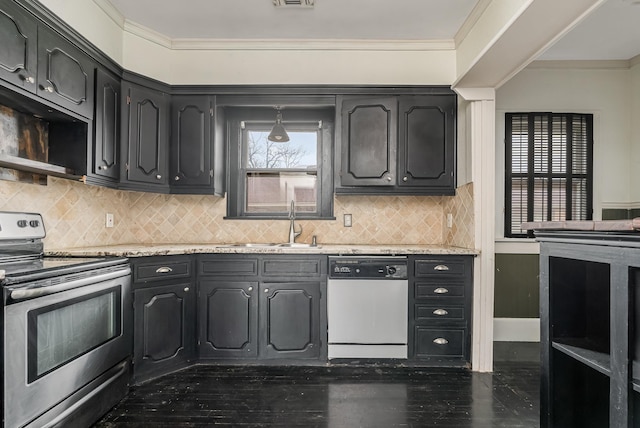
[494, 254, 539, 318]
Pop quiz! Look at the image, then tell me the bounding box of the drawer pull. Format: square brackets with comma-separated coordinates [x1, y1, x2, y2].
[433, 309, 449, 316]
[155, 267, 173, 274]
[433, 338, 449, 345]
[433, 287, 449, 294]
[247, 286, 253, 292]
[183, 287, 190, 292]
[434, 265, 450, 271]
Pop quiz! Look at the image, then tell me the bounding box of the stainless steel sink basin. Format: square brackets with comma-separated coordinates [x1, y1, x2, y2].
[220, 243, 279, 248]
[276, 243, 320, 248]
[220, 243, 320, 248]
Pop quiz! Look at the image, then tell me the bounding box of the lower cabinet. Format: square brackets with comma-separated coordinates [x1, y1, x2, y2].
[408, 256, 473, 365]
[197, 254, 326, 360]
[131, 256, 196, 384]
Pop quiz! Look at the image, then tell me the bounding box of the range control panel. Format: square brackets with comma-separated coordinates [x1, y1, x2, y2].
[0, 212, 46, 241]
[329, 256, 408, 279]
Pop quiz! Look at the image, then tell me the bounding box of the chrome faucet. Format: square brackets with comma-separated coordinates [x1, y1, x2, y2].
[288, 200, 302, 244]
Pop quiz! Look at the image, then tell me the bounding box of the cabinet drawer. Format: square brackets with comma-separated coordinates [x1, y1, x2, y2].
[414, 328, 465, 358]
[134, 257, 193, 283]
[199, 258, 258, 276]
[261, 258, 322, 277]
[415, 305, 465, 322]
[415, 282, 464, 298]
[415, 259, 467, 278]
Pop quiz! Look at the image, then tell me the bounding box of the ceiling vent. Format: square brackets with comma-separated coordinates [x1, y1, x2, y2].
[273, 0, 314, 7]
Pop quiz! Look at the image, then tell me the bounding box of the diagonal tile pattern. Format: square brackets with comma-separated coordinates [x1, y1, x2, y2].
[0, 177, 475, 250]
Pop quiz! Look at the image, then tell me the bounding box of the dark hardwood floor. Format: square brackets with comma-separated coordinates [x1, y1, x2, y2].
[94, 362, 539, 428]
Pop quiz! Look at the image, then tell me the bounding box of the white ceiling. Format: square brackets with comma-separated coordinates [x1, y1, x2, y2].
[106, 0, 640, 61]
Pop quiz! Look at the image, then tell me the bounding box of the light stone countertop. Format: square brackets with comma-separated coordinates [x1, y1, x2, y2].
[46, 244, 479, 258]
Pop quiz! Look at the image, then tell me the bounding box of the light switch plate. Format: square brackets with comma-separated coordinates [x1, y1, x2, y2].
[344, 214, 352, 227]
[106, 213, 114, 228]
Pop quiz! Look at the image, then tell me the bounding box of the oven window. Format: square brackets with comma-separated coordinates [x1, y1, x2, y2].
[27, 287, 121, 382]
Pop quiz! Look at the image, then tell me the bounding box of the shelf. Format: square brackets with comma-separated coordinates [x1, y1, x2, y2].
[0, 155, 85, 182]
[552, 341, 611, 377]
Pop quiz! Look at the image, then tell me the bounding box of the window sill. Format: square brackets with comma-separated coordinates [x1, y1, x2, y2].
[223, 215, 336, 221]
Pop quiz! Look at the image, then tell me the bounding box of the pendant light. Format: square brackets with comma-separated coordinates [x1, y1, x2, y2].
[268, 107, 290, 142]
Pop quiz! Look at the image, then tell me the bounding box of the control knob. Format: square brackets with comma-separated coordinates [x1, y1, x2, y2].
[17, 220, 27, 228]
[387, 266, 397, 275]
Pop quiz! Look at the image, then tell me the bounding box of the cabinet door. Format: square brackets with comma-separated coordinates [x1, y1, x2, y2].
[198, 280, 258, 358]
[36, 25, 94, 118]
[122, 81, 169, 188]
[0, 1, 37, 92]
[133, 283, 196, 383]
[398, 95, 455, 190]
[259, 282, 320, 359]
[92, 68, 120, 181]
[170, 95, 212, 188]
[339, 96, 397, 186]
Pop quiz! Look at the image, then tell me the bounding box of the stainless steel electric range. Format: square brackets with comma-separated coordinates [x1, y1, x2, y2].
[0, 211, 132, 428]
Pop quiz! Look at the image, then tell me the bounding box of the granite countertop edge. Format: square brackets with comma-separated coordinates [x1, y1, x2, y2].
[46, 244, 479, 258]
[522, 218, 640, 232]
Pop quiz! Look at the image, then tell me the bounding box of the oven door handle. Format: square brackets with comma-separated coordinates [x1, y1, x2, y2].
[9, 267, 131, 302]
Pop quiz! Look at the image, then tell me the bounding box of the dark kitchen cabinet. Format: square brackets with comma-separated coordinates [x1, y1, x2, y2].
[131, 256, 196, 384]
[120, 79, 170, 192]
[260, 281, 321, 359]
[336, 92, 456, 195]
[197, 254, 326, 360]
[89, 68, 120, 185]
[398, 95, 455, 190]
[36, 25, 94, 119]
[170, 95, 224, 195]
[408, 256, 473, 365]
[198, 280, 258, 358]
[0, 2, 94, 119]
[338, 96, 397, 186]
[0, 0, 37, 93]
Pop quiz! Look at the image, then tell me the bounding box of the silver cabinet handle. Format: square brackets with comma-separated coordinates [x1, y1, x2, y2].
[174, 176, 180, 181]
[433, 287, 449, 294]
[264, 288, 269, 293]
[156, 174, 162, 180]
[402, 176, 408, 182]
[433, 338, 449, 345]
[386, 176, 392, 182]
[248, 286, 253, 292]
[184, 287, 190, 292]
[155, 267, 173, 273]
[433, 309, 449, 316]
[25, 76, 35, 84]
[434, 265, 450, 271]
[45, 86, 54, 93]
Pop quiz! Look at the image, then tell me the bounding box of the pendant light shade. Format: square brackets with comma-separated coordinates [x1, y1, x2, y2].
[268, 108, 290, 142]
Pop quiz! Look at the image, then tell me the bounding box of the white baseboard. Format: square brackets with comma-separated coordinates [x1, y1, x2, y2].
[493, 318, 540, 342]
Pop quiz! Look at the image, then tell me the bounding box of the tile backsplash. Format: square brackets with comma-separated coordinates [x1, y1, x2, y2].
[0, 178, 474, 250]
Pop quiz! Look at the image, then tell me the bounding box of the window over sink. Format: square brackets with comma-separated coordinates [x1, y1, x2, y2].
[226, 107, 334, 219]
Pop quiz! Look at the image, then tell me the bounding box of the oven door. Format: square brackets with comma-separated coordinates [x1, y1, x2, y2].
[3, 267, 132, 428]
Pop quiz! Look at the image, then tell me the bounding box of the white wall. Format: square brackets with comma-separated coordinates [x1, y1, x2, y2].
[38, 0, 123, 64]
[495, 62, 633, 239]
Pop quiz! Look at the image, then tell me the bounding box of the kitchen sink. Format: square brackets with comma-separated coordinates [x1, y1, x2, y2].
[220, 243, 320, 248]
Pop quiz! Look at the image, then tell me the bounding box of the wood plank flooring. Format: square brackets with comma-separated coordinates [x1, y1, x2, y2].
[94, 362, 539, 428]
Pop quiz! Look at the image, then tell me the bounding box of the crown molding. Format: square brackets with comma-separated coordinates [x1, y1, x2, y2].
[527, 59, 632, 69]
[170, 38, 454, 51]
[92, 0, 125, 28]
[454, 0, 492, 48]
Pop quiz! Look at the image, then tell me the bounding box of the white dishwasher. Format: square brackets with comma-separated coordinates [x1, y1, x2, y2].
[327, 256, 408, 359]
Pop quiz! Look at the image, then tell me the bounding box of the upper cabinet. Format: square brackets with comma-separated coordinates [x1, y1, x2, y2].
[120, 78, 170, 193]
[0, 2, 94, 119]
[36, 26, 94, 119]
[170, 95, 224, 195]
[0, 0, 37, 93]
[89, 68, 120, 185]
[336, 92, 456, 195]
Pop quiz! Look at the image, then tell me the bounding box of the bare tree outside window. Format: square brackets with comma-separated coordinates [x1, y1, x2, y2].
[247, 132, 310, 169]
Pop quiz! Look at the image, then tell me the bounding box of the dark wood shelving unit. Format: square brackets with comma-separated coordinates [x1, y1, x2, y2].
[537, 230, 640, 428]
